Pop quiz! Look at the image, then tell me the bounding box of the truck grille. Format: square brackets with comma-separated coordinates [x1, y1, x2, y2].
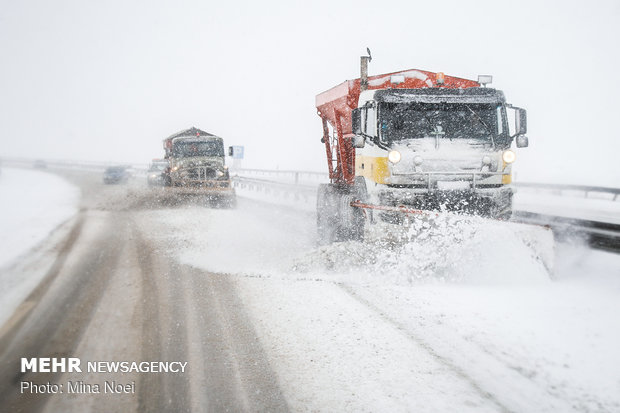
[187, 167, 217, 180]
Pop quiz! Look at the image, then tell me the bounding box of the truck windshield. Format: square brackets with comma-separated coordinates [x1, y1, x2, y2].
[172, 141, 224, 157]
[379, 102, 505, 145]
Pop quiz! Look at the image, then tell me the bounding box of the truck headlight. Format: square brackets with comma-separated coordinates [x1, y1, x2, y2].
[388, 150, 401, 164]
[502, 150, 516, 164]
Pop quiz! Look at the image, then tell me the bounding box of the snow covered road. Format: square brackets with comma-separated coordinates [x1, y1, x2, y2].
[1, 168, 619, 412]
[147, 197, 620, 413]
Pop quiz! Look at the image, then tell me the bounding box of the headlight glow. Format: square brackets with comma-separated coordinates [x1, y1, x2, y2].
[502, 150, 516, 164]
[388, 150, 401, 164]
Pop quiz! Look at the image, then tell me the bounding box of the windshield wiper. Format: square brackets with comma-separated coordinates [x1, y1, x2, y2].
[465, 105, 495, 148]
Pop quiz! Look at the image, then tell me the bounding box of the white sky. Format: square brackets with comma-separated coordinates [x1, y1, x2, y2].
[1, 0, 619, 186]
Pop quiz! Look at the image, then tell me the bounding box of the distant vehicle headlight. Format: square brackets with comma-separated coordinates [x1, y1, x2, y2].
[171, 166, 179, 172]
[502, 150, 516, 164]
[388, 150, 401, 164]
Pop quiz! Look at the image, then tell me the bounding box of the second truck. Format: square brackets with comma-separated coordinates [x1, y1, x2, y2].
[316, 53, 529, 243]
[162, 127, 236, 207]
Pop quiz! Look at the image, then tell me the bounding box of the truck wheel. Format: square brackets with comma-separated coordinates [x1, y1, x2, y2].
[317, 184, 338, 244]
[335, 193, 364, 242]
[340, 177, 367, 241]
[318, 184, 365, 243]
[337, 203, 364, 241]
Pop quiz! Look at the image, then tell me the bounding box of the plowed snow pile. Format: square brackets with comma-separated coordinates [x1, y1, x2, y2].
[0, 168, 79, 268]
[294, 213, 554, 285]
[145, 201, 553, 285]
[0, 167, 79, 326]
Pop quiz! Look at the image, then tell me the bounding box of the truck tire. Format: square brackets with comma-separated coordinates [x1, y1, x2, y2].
[317, 184, 338, 244]
[341, 177, 368, 241]
[335, 195, 364, 242]
[318, 183, 366, 244]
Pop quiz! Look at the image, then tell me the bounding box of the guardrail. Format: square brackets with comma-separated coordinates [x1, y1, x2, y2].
[232, 176, 316, 206]
[514, 182, 620, 201]
[232, 168, 327, 185]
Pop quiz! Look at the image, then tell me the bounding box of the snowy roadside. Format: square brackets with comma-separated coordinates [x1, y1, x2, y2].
[141, 199, 620, 412]
[514, 191, 620, 225]
[233, 183, 316, 213]
[0, 168, 79, 326]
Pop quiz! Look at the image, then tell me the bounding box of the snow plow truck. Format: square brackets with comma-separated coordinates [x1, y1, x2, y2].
[162, 127, 236, 206]
[316, 52, 529, 243]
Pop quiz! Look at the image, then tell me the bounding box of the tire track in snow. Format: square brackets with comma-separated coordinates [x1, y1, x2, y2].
[337, 283, 515, 413]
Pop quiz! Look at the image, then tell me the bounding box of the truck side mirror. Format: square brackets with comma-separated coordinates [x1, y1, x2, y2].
[352, 108, 362, 135]
[516, 135, 529, 148]
[516, 108, 527, 135]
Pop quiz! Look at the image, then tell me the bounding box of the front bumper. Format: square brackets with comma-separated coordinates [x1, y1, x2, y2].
[380, 184, 512, 203]
[374, 183, 513, 219]
[166, 182, 235, 195]
[170, 167, 232, 190]
[389, 171, 510, 189]
[171, 165, 228, 183]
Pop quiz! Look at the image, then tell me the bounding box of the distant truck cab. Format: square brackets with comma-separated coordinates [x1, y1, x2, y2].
[162, 127, 235, 206]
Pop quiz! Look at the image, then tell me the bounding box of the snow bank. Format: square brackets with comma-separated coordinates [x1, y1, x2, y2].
[0, 168, 79, 268]
[143, 200, 553, 286]
[0, 168, 79, 327]
[295, 214, 553, 285]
